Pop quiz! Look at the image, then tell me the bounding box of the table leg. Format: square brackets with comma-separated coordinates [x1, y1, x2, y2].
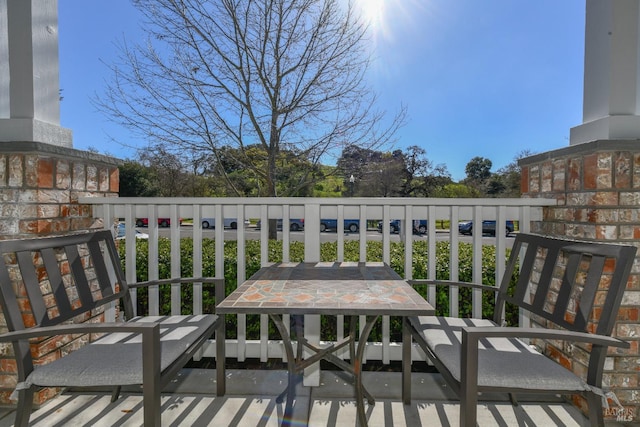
[269, 314, 297, 427]
[355, 315, 379, 427]
[402, 317, 413, 404]
[345, 316, 373, 405]
[293, 315, 304, 361]
[349, 315, 357, 366]
[275, 315, 305, 405]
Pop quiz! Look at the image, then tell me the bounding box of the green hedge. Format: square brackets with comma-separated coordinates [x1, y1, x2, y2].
[118, 238, 517, 342]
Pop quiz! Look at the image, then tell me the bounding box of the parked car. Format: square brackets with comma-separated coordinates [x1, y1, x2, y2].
[320, 219, 359, 232]
[458, 220, 515, 236]
[115, 223, 149, 240]
[135, 218, 179, 228]
[377, 219, 427, 235]
[201, 218, 250, 229]
[255, 218, 305, 231]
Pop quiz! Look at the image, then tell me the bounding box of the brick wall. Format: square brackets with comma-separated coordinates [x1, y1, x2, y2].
[0, 142, 120, 406]
[519, 139, 640, 423]
[0, 143, 120, 238]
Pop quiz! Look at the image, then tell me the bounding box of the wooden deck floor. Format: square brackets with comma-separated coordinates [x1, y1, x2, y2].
[0, 369, 626, 426]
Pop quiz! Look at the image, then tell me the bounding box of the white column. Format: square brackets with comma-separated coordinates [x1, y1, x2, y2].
[570, 0, 640, 145]
[0, 0, 72, 146]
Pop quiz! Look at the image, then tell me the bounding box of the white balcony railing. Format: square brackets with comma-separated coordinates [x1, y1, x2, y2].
[81, 197, 556, 367]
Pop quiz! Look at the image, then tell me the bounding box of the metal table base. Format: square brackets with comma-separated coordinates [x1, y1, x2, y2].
[270, 314, 379, 427]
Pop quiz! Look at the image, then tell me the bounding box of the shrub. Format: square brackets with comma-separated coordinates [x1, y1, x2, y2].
[118, 238, 517, 342]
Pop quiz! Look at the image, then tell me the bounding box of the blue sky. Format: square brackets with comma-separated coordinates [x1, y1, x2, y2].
[58, 0, 586, 181]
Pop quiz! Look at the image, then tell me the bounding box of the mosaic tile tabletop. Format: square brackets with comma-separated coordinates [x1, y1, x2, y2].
[216, 262, 434, 316]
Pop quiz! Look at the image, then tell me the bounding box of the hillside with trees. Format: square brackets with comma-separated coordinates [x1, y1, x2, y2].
[119, 145, 529, 199]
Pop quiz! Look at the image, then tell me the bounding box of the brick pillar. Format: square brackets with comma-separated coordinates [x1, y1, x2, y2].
[0, 142, 119, 238]
[519, 139, 640, 423]
[0, 141, 120, 406]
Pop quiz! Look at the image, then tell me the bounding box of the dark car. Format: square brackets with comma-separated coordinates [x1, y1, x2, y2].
[136, 218, 179, 228]
[255, 218, 304, 231]
[377, 219, 427, 234]
[320, 219, 359, 232]
[458, 220, 515, 236]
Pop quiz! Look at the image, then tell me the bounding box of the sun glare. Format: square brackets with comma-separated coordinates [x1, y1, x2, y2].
[357, 0, 385, 27]
[353, 0, 427, 52]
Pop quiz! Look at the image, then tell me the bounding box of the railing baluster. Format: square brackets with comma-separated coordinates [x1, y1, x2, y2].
[170, 204, 181, 315]
[403, 205, 413, 281]
[282, 205, 291, 262]
[472, 206, 483, 318]
[259, 205, 268, 264]
[337, 205, 345, 259]
[358, 204, 366, 261]
[148, 205, 160, 317]
[427, 205, 437, 305]
[192, 204, 203, 315]
[337, 205, 345, 262]
[82, 196, 555, 364]
[495, 205, 508, 322]
[382, 205, 391, 264]
[449, 206, 460, 318]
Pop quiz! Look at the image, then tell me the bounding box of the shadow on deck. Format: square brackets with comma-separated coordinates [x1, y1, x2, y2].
[0, 369, 626, 426]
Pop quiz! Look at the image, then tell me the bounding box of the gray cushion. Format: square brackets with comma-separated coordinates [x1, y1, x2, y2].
[410, 316, 589, 392]
[27, 314, 217, 387]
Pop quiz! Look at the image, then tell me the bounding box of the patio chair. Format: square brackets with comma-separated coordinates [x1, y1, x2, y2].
[0, 230, 225, 427]
[403, 233, 636, 427]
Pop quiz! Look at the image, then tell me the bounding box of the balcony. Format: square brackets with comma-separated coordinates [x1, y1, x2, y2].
[86, 196, 552, 363]
[0, 368, 611, 426]
[5, 196, 626, 425]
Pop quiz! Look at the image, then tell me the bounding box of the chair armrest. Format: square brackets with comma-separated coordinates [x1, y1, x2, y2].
[0, 322, 160, 343]
[462, 326, 630, 349]
[129, 277, 226, 309]
[409, 279, 499, 293]
[128, 277, 221, 289]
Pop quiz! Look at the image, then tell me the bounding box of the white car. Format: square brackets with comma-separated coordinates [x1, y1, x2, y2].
[115, 223, 149, 240]
[255, 218, 304, 231]
[201, 218, 250, 229]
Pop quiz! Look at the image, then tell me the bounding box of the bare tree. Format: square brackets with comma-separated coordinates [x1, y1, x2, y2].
[497, 149, 536, 197]
[139, 148, 197, 196]
[400, 145, 451, 197]
[97, 0, 406, 200]
[337, 145, 451, 197]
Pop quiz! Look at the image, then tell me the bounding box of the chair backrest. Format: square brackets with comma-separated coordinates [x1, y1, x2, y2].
[0, 230, 131, 333]
[495, 233, 636, 336]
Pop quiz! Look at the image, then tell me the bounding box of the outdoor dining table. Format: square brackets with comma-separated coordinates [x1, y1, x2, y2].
[215, 261, 435, 427]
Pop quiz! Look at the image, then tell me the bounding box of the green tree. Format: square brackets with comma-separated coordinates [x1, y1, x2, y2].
[464, 156, 492, 194]
[465, 156, 492, 183]
[118, 161, 160, 197]
[420, 169, 453, 197]
[485, 176, 507, 196]
[210, 145, 321, 197]
[432, 183, 480, 198]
